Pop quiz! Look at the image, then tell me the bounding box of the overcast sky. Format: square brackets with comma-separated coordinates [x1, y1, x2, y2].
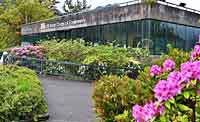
[56, 0, 200, 12]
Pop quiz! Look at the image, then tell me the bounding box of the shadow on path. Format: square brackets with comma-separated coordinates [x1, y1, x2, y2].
[40, 77, 96, 122]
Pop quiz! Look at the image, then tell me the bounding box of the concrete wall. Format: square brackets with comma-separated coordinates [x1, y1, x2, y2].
[149, 4, 200, 28]
[21, 2, 200, 35]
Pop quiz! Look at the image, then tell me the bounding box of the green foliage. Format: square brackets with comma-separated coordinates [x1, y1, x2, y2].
[0, 65, 47, 121]
[93, 75, 140, 122]
[92, 46, 193, 121]
[131, 45, 198, 121]
[82, 45, 136, 67]
[40, 39, 88, 63]
[144, 0, 156, 6]
[40, 39, 149, 67]
[129, 46, 189, 104]
[0, 0, 54, 50]
[130, 46, 190, 104]
[114, 110, 133, 122]
[155, 44, 190, 68]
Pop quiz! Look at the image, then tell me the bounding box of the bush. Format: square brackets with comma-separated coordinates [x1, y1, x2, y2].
[131, 45, 191, 104]
[9, 45, 45, 59]
[39, 39, 146, 80]
[40, 39, 88, 63]
[0, 65, 47, 121]
[93, 46, 190, 121]
[40, 39, 149, 67]
[82, 45, 142, 67]
[131, 45, 200, 122]
[93, 75, 139, 122]
[155, 44, 190, 67]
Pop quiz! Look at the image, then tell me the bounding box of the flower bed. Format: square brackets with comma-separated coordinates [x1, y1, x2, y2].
[93, 45, 196, 122]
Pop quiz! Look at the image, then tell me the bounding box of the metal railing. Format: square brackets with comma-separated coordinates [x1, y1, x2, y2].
[3, 55, 142, 81]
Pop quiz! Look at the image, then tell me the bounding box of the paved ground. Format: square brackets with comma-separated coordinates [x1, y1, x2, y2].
[40, 77, 96, 122]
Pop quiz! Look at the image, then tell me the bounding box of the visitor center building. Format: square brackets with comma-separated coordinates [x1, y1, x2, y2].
[21, 0, 200, 55]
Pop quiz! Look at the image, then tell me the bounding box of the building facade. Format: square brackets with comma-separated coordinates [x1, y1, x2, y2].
[21, 0, 200, 55]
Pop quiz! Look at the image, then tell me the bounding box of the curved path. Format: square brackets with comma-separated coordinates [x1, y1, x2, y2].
[40, 77, 96, 122]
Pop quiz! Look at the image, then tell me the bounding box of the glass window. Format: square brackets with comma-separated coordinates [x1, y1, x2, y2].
[176, 25, 186, 49]
[186, 26, 194, 51]
[21, 19, 200, 54]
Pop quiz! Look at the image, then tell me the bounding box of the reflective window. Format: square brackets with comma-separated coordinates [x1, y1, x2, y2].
[22, 19, 200, 55]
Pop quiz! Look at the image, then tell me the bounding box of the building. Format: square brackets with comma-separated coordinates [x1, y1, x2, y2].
[21, 0, 200, 55]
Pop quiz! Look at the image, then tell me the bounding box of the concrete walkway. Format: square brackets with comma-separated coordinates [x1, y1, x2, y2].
[40, 77, 96, 122]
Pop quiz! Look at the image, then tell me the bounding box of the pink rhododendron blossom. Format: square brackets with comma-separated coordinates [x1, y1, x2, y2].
[10, 45, 44, 59]
[180, 61, 200, 82]
[191, 45, 200, 60]
[154, 79, 182, 102]
[132, 45, 200, 121]
[163, 59, 175, 71]
[150, 65, 162, 77]
[167, 71, 182, 83]
[132, 102, 165, 122]
[132, 105, 145, 122]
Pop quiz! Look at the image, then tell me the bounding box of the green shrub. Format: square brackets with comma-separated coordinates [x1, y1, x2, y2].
[40, 39, 88, 63]
[0, 65, 47, 121]
[39, 39, 147, 80]
[40, 39, 149, 67]
[114, 110, 133, 122]
[131, 45, 190, 104]
[92, 46, 190, 121]
[82, 45, 136, 67]
[93, 75, 140, 122]
[130, 46, 193, 121]
[155, 44, 190, 67]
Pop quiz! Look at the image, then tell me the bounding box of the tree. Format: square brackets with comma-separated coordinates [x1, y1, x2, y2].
[0, 0, 55, 50]
[63, 0, 90, 13]
[39, 0, 61, 15]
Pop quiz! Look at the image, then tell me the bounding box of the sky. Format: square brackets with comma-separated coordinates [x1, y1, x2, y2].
[56, 0, 200, 12]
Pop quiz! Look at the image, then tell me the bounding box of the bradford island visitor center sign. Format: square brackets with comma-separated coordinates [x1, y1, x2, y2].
[22, 18, 87, 35]
[40, 19, 86, 32]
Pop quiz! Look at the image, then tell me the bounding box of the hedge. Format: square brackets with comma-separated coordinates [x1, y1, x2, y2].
[0, 65, 47, 122]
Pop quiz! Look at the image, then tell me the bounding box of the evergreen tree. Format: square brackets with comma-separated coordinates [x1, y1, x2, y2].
[39, 0, 61, 15]
[63, 0, 90, 13]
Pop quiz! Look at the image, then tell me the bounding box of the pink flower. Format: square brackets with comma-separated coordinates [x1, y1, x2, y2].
[10, 45, 44, 59]
[132, 105, 145, 122]
[132, 102, 165, 122]
[167, 71, 181, 83]
[191, 45, 200, 60]
[163, 59, 175, 72]
[154, 79, 182, 102]
[150, 65, 162, 77]
[180, 61, 200, 82]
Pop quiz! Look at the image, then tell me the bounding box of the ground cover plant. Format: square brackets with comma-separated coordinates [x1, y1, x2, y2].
[0, 65, 47, 121]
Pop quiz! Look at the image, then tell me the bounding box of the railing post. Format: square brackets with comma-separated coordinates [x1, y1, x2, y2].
[40, 59, 43, 75]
